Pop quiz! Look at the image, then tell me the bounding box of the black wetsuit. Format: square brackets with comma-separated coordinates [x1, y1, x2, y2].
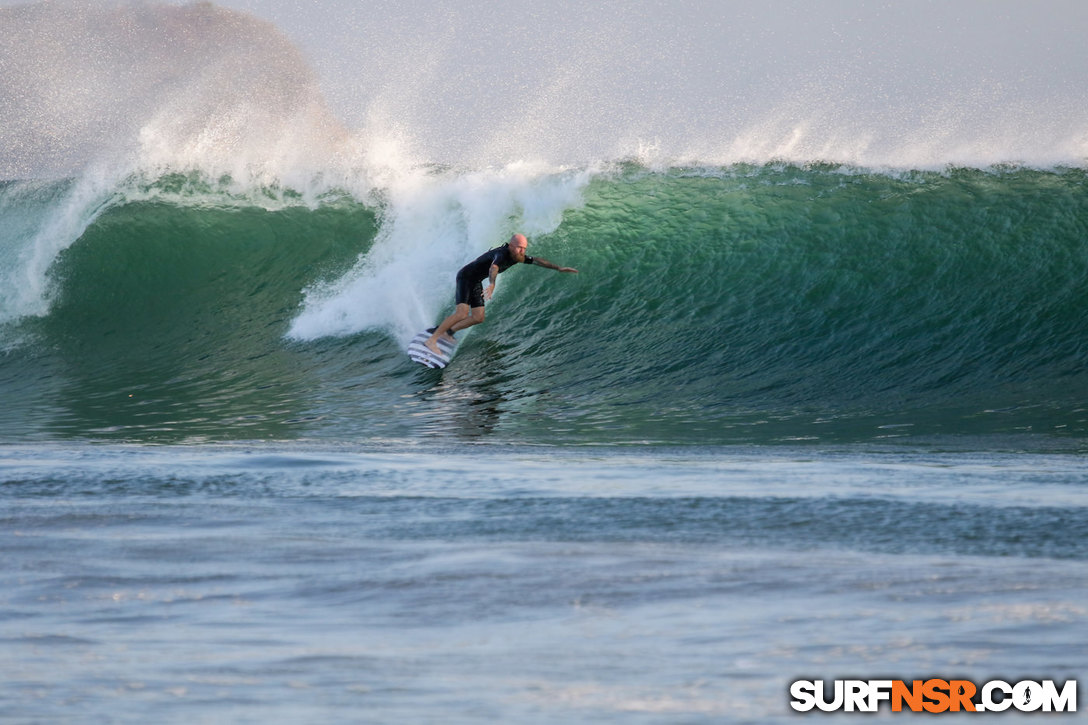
[455, 245, 535, 307]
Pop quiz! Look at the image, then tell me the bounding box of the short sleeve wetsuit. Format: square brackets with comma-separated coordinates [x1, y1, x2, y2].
[455, 245, 535, 308]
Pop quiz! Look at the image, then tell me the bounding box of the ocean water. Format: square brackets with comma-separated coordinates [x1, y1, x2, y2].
[3, 444, 1086, 723]
[2, 2, 1087, 723]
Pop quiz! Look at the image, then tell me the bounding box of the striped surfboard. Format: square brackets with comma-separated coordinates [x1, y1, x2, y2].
[407, 328, 456, 369]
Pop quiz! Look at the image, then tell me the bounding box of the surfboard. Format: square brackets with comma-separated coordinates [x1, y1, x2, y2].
[407, 328, 456, 369]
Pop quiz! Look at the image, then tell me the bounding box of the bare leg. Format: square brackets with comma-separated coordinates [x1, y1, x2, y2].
[449, 306, 485, 334]
[425, 304, 470, 355]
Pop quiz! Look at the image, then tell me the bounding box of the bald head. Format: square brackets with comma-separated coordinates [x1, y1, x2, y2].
[508, 233, 528, 261]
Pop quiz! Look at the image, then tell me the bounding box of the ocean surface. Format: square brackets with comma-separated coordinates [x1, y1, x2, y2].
[3, 2, 1087, 723]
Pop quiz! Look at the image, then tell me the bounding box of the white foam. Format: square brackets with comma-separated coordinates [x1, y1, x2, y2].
[287, 161, 592, 346]
[0, 167, 125, 325]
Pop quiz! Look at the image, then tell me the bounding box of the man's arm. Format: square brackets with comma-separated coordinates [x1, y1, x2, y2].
[485, 263, 499, 299]
[530, 256, 578, 274]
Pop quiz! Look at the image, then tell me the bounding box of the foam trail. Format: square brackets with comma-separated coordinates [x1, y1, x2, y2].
[287, 162, 591, 345]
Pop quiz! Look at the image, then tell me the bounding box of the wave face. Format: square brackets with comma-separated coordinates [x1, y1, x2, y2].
[3, 164, 1088, 446]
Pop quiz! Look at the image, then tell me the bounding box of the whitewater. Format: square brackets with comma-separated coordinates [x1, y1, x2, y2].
[2, 2, 1087, 723]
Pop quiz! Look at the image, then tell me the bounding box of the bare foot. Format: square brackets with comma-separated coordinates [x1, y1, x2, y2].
[424, 337, 442, 355]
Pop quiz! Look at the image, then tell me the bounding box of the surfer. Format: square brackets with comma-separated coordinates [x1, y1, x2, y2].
[424, 233, 578, 355]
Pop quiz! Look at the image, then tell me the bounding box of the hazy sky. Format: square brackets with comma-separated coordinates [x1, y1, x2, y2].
[4, 0, 1086, 165]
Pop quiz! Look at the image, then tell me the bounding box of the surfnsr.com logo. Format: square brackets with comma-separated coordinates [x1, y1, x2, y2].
[790, 679, 1078, 713]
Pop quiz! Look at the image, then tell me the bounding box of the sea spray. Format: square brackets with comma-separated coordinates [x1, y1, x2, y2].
[286, 0, 1088, 168]
[0, 1, 342, 180]
[0, 2, 374, 326]
[0, 171, 125, 324]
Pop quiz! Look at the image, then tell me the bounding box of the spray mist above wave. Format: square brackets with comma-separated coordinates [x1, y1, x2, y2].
[301, 0, 1088, 169]
[0, 0, 359, 182]
[5, 0, 1087, 178]
[0, 0, 390, 327]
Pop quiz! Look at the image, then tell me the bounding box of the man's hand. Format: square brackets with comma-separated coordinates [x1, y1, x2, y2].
[484, 284, 496, 300]
[558, 267, 578, 274]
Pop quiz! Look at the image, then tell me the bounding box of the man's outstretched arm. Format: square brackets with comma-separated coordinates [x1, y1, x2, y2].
[531, 257, 578, 273]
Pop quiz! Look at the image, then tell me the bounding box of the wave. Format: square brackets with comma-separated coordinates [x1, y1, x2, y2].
[2, 163, 1088, 445]
[3, 2, 1088, 445]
